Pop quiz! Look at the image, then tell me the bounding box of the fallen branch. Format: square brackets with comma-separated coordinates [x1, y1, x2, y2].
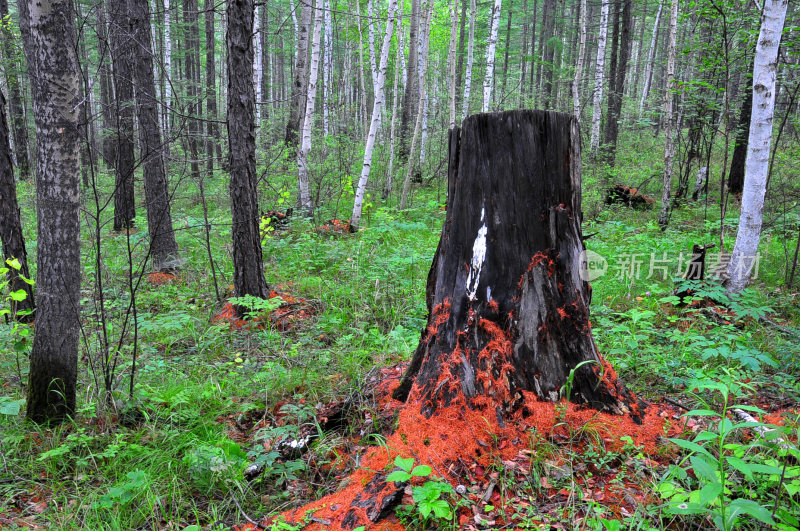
[731, 408, 794, 452]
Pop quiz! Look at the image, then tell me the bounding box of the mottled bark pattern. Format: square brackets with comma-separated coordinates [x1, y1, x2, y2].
[227, 0, 269, 308]
[129, 0, 180, 269]
[285, 0, 311, 146]
[19, 0, 82, 423]
[0, 89, 34, 318]
[0, 0, 31, 179]
[108, 0, 137, 231]
[395, 111, 642, 422]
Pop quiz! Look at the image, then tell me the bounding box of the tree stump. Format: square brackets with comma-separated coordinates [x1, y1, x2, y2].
[395, 110, 643, 422]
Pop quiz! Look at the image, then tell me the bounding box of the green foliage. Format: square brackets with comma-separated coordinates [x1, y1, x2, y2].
[391, 455, 455, 528]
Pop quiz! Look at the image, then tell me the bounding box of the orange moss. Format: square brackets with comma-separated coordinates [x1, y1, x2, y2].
[211, 291, 317, 331]
[147, 271, 177, 286]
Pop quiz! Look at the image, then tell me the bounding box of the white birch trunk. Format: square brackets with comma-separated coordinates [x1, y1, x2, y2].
[657, 0, 679, 229]
[400, 0, 433, 208]
[323, 0, 333, 136]
[448, 0, 458, 127]
[164, 0, 172, 133]
[639, 0, 664, 117]
[461, 0, 476, 119]
[572, 0, 587, 121]
[297, 0, 324, 212]
[352, 0, 399, 229]
[254, 6, 262, 121]
[368, 0, 379, 91]
[384, 0, 405, 198]
[727, 0, 789, 292]
[291, 2, 299, 64]
[481, 0, 503, 112]
[354, 0, 369, 134]
[590, 0, 610, 153]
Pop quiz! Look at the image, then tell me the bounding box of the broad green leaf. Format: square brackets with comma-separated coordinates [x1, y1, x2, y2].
[727, 498, 775, 527]
[9, 289, 27, 301]
[6, 258, 20, 270]
[411, 465, 431, 477]
[690, 454, 719, 483]
[386, 470, 411, 483]
[697, 481, 722, 506]
[431, 499, 451, 519]
[725, 455, 754, 481]
[684, 409, 719, 417]
[668, 437, 715, 459]
[394, 456, 414, 472]
[0, 397, 23, 416]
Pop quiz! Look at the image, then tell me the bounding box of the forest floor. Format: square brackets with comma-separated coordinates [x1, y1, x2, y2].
[2, 133, 800, 530]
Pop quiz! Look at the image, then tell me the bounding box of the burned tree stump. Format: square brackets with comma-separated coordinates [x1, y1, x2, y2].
[395, 110, 642, 422]
[605, 184, 655, 209]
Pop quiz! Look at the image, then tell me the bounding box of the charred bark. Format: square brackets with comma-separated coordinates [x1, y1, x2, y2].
[227, 0, 269, 311]
[728, 76, 753, 196]
[0, 89, 34, 319]
[394, 110, 642, 423]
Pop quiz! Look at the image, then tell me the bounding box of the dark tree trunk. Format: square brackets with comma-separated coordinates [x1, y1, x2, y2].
[285, 0, 311, 146]
[227, 0, 269, 311]
[399, 0, 420, 160]
[96, 4, 118, 168]
[108, 0, 137, 232]
[129, 0, 181, 270]
[528, 0, 538, 101]
[728, 75, 753, 196]
[77, 1, 98, 187]
[500, 3, 513, 105]
[394, 110, 642, 422]
[0, 89, 34, 319]
[0, 0, 31, 180]
[19, 0, 81, 424]
[602, 0, 632, 165]
[205, 0, 223, 172]
[184, 0, 202, 179]
[454, 0, 467, 112]
[536, 0, 551, 98]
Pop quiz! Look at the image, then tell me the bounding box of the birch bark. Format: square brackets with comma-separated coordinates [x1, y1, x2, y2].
[656, 0, 679, 229]
[638, 0, 663, 117]
[462, 0, 475, 117]
[297, 0, 324, 212]
[727, 0, 789, 292]
[590, 0, 610, 153]
[352, 0, 398, 229]
[572, 0, 587, 120]
[481, 0, 503, 112]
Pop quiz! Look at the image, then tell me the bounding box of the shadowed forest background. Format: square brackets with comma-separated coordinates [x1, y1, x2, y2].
[1, 0, 800, 529]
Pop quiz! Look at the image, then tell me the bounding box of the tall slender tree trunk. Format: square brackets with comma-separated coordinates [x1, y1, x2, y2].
[0, 0, 31, 180]
[590, 0, 610, 153]
[164, 0, 173, 138]
[727, 0, 789, 292]
[499, 1, 513, 105]
[519, 0, 529, 107]
[109, 0, 137, 231]
[206, 0, 223, 172]
[297, 0, 324, 213]
[97, 4, 117, 167]
[129, 0, 181, 270]
[261, 4, 270, 122]
[602, 0, 632, 165]
[728, 71, 754, 196]
[0, 89, 34, 319]
[541, 0, 556, 107]
[573, 0, 587, 121]
[657, 0, 679, 230]
[367, 0, 379, 91]
[227, 0, 269, 311]
[639, 0, 663, 117]
[400, 0, 420, 160]
[455, 0, 467, 114]
[527, 0, 538, 105]
[285, 0, 311, 146]
[383, 0, 405, 199]
[461, 0, 476, 117]
[400, 0, 433, 208]
[322, 0, 332, 136]
[354, 0, 369, 135]
[352, 0, 398, 229]
[481, 0, 503, 112]
[448, 0, 459, 127]
[183, 0, 202, 179]
[631, 0, 648, 98]
[19, 0, 82, 424]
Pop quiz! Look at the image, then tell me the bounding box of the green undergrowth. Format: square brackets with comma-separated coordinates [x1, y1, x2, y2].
[1, 131, 799, 530]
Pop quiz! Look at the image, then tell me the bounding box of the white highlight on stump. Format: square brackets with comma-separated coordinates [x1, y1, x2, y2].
[466, 207, 488, 301]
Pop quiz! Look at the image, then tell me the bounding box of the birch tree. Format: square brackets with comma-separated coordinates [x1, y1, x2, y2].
[462, 0, 476, 118]
[286, 0, 311, 145]
[727, 0, 789, 292]
[254, 6, 262, 121]
[164, 0, 172, 137]
[297, 0, 324, 213]
[657, 0, 679, 230]
[383, 0, 405, 199]
[323, 0, 333, 136]
[572, 0, 587, 120]
[351, 0, 398, 230]
[638, 0, 663, 118]
[590, 0, 610, 153]
[448, 0, 459, 127]
[482, 0, 503, 112]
